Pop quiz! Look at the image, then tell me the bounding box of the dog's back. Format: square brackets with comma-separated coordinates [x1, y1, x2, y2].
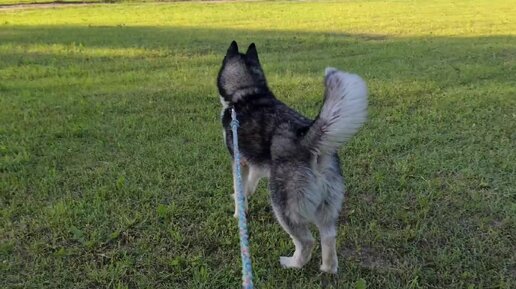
[221, 92, 311, 166]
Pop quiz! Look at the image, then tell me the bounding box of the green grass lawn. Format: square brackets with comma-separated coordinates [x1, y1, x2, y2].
[1, 1, 515, 288]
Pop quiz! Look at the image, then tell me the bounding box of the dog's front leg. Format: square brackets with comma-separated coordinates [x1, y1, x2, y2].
[245, 165, 267, 198]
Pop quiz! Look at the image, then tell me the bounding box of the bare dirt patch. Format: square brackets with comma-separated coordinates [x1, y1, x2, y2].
[340, 245, 399, 272]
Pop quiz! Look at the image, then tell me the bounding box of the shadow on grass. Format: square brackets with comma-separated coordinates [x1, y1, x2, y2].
[1, 25, 514, 289]
[1, 25, 514, 98]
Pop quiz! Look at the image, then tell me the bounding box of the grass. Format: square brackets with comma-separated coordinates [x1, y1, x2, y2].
[0, 0, 515, 288]
[0, 0, 102, 5]
[0, 0, 191, 6]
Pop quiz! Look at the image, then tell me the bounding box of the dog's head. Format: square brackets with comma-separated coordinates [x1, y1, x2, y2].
[217, 41, 267, 104]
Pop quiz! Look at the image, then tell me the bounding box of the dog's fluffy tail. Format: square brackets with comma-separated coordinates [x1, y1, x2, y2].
[302, 67, 368, 156]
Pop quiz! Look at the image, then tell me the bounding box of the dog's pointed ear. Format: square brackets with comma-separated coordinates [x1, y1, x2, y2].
[246, 43, 259, 63]
[226, 40, 239, 57]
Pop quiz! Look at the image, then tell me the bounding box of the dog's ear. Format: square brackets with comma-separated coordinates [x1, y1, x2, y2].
[226, 40, 239, 57]
[246, 43, 260, 63]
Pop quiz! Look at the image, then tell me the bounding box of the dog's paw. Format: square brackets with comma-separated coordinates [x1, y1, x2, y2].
[233, 206, 249, 219]
[233, 208, 249, 219]
[279, 256, 303, 269]
[320, 263, 338, 274]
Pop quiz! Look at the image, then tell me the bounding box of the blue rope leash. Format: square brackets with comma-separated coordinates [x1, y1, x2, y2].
[230, 108, 254, 289]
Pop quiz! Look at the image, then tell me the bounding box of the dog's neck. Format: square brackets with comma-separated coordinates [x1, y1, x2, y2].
[226, 85, 272, 105]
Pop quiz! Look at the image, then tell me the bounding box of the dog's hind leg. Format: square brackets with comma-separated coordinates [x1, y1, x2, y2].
[233, 161, 249, 218]
[272, 205, 315, 269]
[317, 223, 338, 273]
[315, 160, 343, 273]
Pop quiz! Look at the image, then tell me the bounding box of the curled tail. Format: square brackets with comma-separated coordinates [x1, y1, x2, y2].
[302, 67, 368, 155]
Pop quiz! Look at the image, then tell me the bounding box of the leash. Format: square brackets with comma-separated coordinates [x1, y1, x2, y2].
[230, 107, 254, 289]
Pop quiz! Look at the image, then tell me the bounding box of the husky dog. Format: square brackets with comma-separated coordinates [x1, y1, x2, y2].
[217, 41, 367, 273]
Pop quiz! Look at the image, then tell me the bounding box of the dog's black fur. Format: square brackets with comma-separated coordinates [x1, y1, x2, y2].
[219, 42, 312, 166]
